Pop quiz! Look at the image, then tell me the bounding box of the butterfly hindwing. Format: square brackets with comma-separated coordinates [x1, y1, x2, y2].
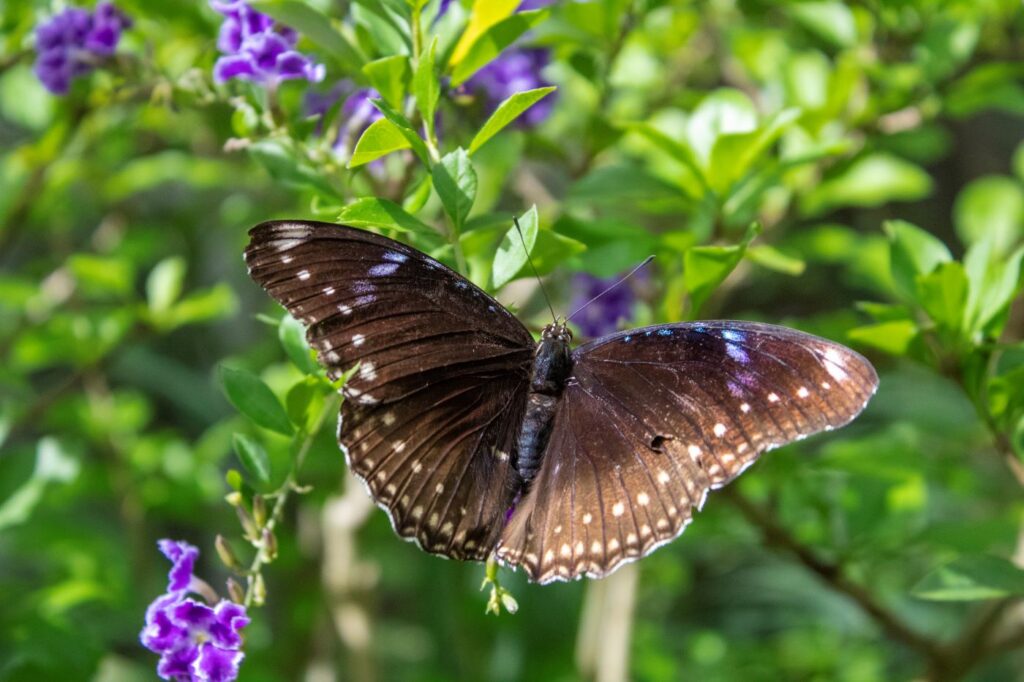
[245, 220, 534, 560]
[496, 321, 878, 583]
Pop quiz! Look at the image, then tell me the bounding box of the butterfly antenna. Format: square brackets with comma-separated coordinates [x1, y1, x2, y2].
[566, 256, 655, 322]
[513, 215, 559, 323]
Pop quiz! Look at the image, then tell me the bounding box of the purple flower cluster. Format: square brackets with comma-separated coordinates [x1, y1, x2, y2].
[33, 2, 131, 95]
[210, 1, 324, 86]
[449, 0, 556, 126]
[464, 48, 554, 126]
[569, 273, 638, 338]
[141, 540, 249, 682]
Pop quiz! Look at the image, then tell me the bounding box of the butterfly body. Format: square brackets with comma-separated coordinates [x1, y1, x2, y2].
[245, 220, 878, 584]
[517, 323, 573, 482]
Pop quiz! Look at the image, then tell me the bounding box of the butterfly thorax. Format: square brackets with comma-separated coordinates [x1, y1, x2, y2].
[515, 322, 573, 483]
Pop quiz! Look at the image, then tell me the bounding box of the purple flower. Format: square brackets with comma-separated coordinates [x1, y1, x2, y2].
[464, 48, 554, 126]
[438, 0, 556, 126]
[569, 272, 638, 338]
[141, 540, 249, 682]
[210, 1, 324, 86]
[33, 2, 131, 95]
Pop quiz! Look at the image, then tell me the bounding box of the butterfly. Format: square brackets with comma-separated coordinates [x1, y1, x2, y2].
[245, 220, 878, 584]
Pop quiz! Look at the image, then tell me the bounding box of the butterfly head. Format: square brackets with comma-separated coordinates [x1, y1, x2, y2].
[542, 319, 573, 343]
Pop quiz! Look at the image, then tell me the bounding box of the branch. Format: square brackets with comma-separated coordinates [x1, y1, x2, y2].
[723, 488, 943, 661]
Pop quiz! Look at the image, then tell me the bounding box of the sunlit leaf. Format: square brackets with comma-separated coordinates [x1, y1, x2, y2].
[218, 366, 294, 436]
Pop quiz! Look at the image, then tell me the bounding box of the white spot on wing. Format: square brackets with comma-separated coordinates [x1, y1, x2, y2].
[297, 270, 310, 281]
[740, 403, 751, 413]
[352, 334, 365, 347]
[369, 262, 400, 277]
[612, 502, 624, 517]
[797, 386, 809, 398]
[637, 492, 649, 506]
[323, 286, 335, 296]
[768, 392, 779, 403]
[713, 423, 726, 437]
[582, 512, 592, 524]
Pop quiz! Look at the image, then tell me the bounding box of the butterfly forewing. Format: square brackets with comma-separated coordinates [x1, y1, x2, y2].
[245, 220, 534, 560]
[496, 322, 878, 583]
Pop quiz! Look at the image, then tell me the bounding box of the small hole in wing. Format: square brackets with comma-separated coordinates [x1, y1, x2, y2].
[649, 434, 674, 453]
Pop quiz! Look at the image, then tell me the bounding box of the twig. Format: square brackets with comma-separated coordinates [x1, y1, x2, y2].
[723, 488, 943, 661]
[244, 392, 342, 607]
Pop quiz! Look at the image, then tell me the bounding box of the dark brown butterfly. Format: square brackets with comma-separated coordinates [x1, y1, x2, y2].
[244, 220, 878, 584]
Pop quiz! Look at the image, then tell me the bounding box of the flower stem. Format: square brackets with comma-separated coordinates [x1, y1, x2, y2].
[243, 392, 342, 607]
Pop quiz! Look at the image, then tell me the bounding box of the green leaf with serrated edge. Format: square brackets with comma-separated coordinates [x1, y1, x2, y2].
[368, 98, 432, 165]
[913, 555, 1024, 601]
[348, 118, 412, 168]
[432, 148, 477, 229]
[916, 261, 968, 334]
[362, 55, 410, 109]
[493, 206, 538, 288]
[250, 1, 365, 75]
[450, 10, 549, 86]
[469, 86, 556, 154]
[218, 365, 294, 436]
[414, 37, 440, 140]
[278, 314, 319, 375]
[744, 244, 805, 276]
[337, 197, 436, 236]
[683, 223, 761, 314]
[232, 433, 271, 486]
[146, 257, 186, 314]
[884, 220, 952, 301]
[848, 320, 919, 356]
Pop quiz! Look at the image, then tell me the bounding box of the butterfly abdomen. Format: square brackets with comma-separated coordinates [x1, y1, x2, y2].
[515, 334, 573, 482]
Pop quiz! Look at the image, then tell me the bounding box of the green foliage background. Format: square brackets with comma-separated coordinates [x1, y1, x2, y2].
[2, 0, 1024, 680]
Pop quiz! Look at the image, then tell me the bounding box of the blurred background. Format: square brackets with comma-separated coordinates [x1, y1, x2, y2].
[2, 0, 1024, 680]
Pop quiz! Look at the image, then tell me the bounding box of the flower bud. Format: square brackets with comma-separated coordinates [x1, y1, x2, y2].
[226, 577, 245, 605]
[215, 534, 243, 572]
[225, 491, 243, 507]
[252, 573, 267, 607]
[252, 494, 267, 528]
[261, 527, 278, 561]
[235, 505, 259, 542]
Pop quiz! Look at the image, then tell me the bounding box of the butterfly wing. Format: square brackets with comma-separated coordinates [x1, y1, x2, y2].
[245, 220, 535, 560]
[496, 321, 878, 583]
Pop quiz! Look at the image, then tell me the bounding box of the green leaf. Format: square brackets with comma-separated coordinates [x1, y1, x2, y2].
[953, 176, 1024, 254]
[164, 284, 239, 329]
[707, 108, 800, 193]
[0, 438, 79, 532]
[278, 314, 319, 375]
[348, 118, 412, 168]
[803, 154, 933, 215]
[250, 1, 364, 75]
[469, 86, 557, 154]
[916, 261, 968, 333]
[884, 219, 952, 301]
[683, 224, 761, 313]
[232, 433, 271, 487]
[913, 555, 1024, 601]
[626, 122, 707, 193]
[963, 238, 1024, 334]
[686, 89, 758, 167]
[218, 365, 294, 436]
[507, 230, 586, 279]
[744, 244, 806, 276]
[368, 98, 432, 165]
[450, 10, 549, 86]
[414, 37, 440, 140]
[337, 197, 436, 236]
[67, 254, 134, 297]
[493, 205, 538, 288]
[432, 148, 477, 229]
[146, 257, 186, 315]
[570, 164, 689, 204]
[790, 1, 858, 48]
[362, 55, 410, 109]
[249, 139, 339, 197]
[848, 320, 920, 356]
[449, 0, 520, 65]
